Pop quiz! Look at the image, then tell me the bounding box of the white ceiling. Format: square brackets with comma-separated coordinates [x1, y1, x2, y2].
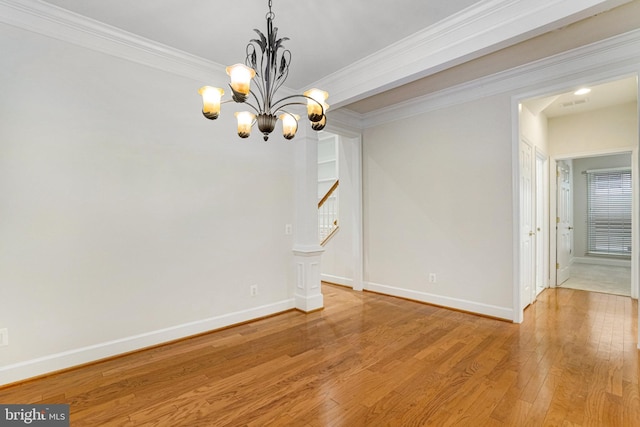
[524, 76, 638, 118]
[40, 0, 481, 90]
[35, 0, 637, 112]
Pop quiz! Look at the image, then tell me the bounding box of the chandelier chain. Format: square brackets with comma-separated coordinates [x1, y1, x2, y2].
[267, 0, 274, 20]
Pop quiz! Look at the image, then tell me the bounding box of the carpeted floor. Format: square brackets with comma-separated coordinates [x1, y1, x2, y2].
[558, 263, 631, 296]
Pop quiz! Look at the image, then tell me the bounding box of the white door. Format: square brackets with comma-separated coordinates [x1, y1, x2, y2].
[556, 161, 572, 285]
[535, 154, 547, 296]
[520, 139, 535, 309]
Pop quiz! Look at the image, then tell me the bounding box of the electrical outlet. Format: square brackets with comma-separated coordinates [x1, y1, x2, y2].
[285, 224, 293, 235]
[250, 285, 258, 297]
[0, 328, 8, 347]
[429, 273, 437, 284]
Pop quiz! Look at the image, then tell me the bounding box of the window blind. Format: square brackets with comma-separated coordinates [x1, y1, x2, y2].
[586, 168, 632, 256]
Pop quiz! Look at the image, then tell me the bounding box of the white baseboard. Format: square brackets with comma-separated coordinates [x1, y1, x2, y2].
[294, 293, 324, 313]
[364, 281, 513, 321]
[321, 274, 353, 288]
[0, 299, 295, 387]
[572, 256, 631, 267]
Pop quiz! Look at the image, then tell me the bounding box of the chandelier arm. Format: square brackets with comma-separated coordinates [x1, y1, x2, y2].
[271, 94, 324, 116]
[253, 74, 264, 98]
[244, 45, 273, 114]
[254, 86, 266, 108]
[248, 90, 264, 112]
[275, 108, 300, 125]
[277, 108, 296, 116]
[248, 71, 267, 109]
[270, 72, 289, 102]
[270, 50, 291, 104]
[268, 26, 278, 111]
[257, 60, 267, 101]
[242, 100, 261, 115]
[265, 63, 274, 113]
[273, 101, 307, 112]
[248, 71, 264, 97]
[246, 44, 265, 97]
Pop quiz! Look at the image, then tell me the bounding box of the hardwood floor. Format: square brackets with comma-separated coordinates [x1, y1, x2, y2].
[1, 284, 638, 426]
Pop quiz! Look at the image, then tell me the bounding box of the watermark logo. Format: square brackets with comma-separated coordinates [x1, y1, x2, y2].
[0, 405, 69, 426]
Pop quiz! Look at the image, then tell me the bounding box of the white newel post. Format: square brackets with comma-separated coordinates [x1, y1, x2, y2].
[293, 126, 324, 312]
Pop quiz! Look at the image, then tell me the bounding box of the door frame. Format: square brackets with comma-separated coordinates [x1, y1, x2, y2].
[321, 123, 364, 292]
[519, 137, 536, 310]
[550, 149, 638, 290]
[512, 72, 640, 324]
[535, 149, 549, 296]
[554, 159, 573, 286]
[518, 140, 550, 309]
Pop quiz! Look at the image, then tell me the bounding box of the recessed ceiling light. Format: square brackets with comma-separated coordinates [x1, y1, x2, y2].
[574, 88, 591, 95]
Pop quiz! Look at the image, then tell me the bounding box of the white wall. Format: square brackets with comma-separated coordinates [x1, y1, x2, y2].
[358, 25, 640, 323]
[549, 102, 638, 157]
[0, 24, 296, 384]
[363, 95, 514, 318]
[520, 104, 549, 154]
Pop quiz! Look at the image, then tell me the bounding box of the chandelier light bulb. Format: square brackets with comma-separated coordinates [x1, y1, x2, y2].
[198, 86, 224, 120]
[311, 114, 327, 131]
[303, 89, 329, 122]
[226, 64, 256, 96]
[280, 113, 299, 140]
[235, 111, 255, 138]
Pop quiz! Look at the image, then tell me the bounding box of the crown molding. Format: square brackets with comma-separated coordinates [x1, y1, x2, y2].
[314, 0, 632, 109]
[2, 0, 634, 127]
[326, 109, 365, 134]
[359, 28, 640, 129]
[0, 0, 225, 83]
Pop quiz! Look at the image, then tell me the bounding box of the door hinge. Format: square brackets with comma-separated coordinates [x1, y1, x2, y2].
[556, 263, 560, 270]
[557, 170, 560, 178]
[556, 217, 560, 224]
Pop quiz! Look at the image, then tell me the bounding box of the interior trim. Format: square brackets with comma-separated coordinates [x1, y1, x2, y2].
[362, 28, 640, 128]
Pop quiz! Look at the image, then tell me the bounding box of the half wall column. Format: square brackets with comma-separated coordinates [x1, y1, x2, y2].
[293, 125, 324, 312]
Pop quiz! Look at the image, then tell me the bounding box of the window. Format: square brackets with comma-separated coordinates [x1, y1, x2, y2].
[587, 168, 632, 256]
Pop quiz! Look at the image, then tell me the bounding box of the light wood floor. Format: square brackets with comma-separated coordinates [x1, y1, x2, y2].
[1, 284, 638, 426]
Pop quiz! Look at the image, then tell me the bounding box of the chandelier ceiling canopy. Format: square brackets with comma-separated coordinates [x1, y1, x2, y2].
[198, 0, 329, 141]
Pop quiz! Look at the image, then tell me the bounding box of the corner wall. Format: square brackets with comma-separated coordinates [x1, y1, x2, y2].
[0, 23, 295, 385]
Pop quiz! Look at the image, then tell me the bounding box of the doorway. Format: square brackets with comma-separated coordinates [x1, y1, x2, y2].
[516, 75, 639, 322]
[555, 153, 633, 297]
[318, 129, 364, 292]
[556, 160, 572, 286]
[519, 140, 550, 309]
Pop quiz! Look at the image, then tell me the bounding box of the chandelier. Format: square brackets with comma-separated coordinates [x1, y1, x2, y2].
[198, 0, 329, 141]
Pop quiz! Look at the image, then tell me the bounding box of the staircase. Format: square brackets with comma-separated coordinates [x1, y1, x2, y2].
[318, 179, 339, 246]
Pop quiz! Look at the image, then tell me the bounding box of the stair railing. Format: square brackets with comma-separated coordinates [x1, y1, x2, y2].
[318, 179, 339, 246]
